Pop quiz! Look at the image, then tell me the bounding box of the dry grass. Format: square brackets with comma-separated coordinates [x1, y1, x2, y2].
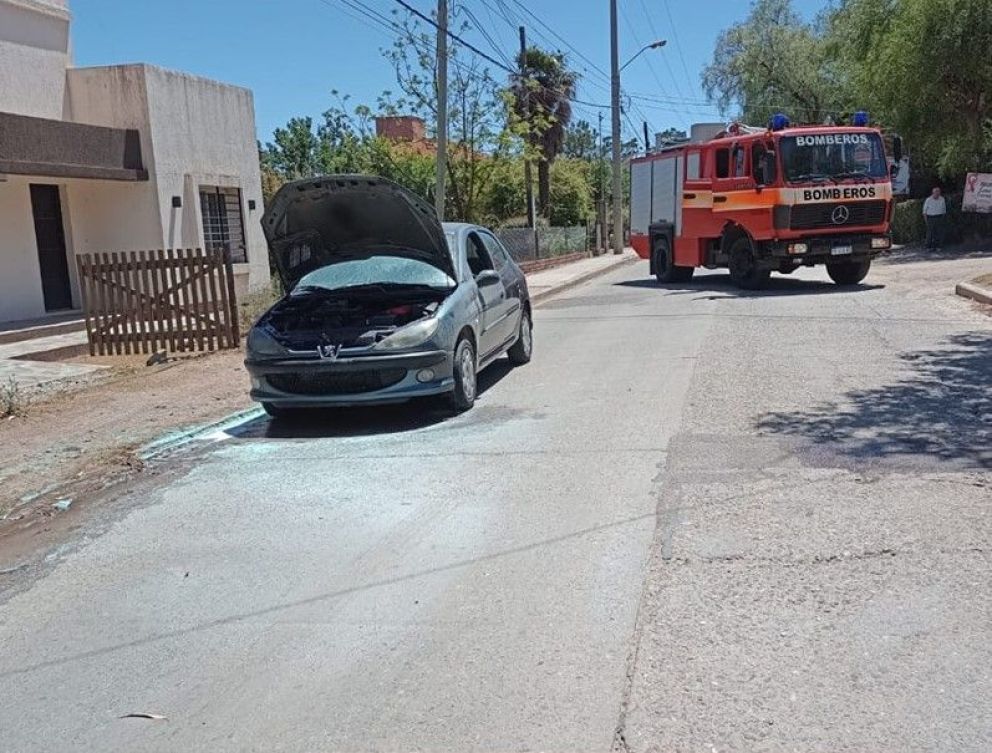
[0, 376, 27, 418]
[238, 276, 282, 334]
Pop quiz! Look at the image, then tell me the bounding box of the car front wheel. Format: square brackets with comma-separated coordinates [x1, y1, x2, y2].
[448, 336, 477, 412]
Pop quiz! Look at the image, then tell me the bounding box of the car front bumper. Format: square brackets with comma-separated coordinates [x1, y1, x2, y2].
[245, 349, 454, 407]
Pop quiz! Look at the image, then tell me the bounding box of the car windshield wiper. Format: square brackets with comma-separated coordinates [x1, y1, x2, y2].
[790, 173, 832, 184]
[832, 170, 873, 184]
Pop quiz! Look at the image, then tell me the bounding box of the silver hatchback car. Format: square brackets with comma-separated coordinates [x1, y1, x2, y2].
[245, 175, 532, 417]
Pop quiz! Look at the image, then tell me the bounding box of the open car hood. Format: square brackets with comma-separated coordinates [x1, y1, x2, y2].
[262, 175, 455, 291]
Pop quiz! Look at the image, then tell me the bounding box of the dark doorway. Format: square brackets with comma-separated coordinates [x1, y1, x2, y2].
[30, 184, 73, 311]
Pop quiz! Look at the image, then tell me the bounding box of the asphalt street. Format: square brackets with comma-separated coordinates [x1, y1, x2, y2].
[1, 255, 990, 752]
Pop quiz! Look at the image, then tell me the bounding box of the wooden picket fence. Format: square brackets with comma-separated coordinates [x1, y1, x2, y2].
[76, 248, 240, 356]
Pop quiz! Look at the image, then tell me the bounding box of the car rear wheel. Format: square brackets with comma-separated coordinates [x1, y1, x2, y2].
[654, 237, 694, 283]
[827, 258, 871, 286]
[728, 236, 770, 290]
[448, 336, 477, 412]
[507, 309, 533, 365]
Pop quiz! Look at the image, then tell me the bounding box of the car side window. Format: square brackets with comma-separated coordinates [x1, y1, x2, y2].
[466, 232, 495, 276]
[480, 232, 511, 271]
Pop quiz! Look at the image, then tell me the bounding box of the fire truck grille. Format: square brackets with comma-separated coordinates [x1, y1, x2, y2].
[789, 200, 887, 230]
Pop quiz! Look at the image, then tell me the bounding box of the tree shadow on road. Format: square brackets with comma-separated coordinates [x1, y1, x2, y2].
[227, 360, 516, 440]
[756, 332, 992, 470]
[615, 274, 884, 298]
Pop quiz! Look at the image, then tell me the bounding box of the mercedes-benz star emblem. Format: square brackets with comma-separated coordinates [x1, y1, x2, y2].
[831, 205, 851, 225]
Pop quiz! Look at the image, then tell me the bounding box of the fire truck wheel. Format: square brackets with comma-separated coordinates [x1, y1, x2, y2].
[728, 237, 770, 290]
[826, 258, 872, 286]
[654, 238, 694, 283]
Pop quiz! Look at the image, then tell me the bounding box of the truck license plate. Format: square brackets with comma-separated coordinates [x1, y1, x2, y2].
[831, 245, 853, 256]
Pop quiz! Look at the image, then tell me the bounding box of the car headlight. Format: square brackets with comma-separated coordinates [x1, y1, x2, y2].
[372, 317, 440, 351]
[246, 326, 286, 356]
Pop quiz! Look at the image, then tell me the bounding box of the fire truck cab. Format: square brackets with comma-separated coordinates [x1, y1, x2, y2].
[630, 119, 894, 289]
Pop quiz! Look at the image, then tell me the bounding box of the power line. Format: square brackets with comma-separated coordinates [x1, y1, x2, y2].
[454, 3, 515, 68]
[660, 0, 698, 101]
[391, 0, 515, 73]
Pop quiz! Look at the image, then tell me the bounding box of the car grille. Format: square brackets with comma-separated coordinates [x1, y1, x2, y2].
[790, 200, 887, 230]
[268, 368, 407, 396]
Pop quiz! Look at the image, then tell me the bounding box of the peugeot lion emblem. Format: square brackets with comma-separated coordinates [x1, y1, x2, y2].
[831, 205, 851, 225]
[317, 344, 341, 360]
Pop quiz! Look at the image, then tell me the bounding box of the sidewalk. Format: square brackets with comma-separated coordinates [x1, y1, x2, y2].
[528, 249, 638, 303]
[0, 251, 638, 536]
[0, 330, 104, 393]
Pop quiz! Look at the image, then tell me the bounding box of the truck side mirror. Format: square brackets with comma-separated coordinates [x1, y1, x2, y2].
[893, 136, 903, 163]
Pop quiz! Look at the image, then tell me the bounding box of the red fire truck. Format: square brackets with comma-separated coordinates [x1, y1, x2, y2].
[629, 117, 894, 289]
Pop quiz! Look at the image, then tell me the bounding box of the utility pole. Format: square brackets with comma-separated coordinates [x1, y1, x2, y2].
[643, 121, 651, 153]
[435, 0, 448, 220]
[609, 0, 623, 254]
[598, 110, 606, 254]
[519, 26, 536, 229]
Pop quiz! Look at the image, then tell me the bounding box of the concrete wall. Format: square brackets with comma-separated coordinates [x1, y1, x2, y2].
[0, 0, 70, 120]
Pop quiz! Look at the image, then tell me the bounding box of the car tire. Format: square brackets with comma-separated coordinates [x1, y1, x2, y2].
[728, 236, 770, 290]
[507, 308, 533, 366]
[654, 237, 694, 283]
[448, 336, 477, 412]
[827, 258, 871, 286]
[262, 402, 298, 420]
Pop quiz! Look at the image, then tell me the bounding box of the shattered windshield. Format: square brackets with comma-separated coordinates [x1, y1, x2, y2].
[295, 255, 456, 292]
[780, 132, 888, 183]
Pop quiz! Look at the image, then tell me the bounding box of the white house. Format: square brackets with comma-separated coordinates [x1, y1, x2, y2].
[0, 0, 269, 323]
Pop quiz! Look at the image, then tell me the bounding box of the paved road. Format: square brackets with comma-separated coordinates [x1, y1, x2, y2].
[2, 254, 991, 752]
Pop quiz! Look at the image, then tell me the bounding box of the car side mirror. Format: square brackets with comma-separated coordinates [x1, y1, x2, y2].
[476, 269, 500, 286]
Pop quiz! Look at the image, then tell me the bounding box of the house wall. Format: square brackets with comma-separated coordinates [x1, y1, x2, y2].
[0, 0, 70, 120]
[0, 175, 48, 321]
[142, 66, 269, 297]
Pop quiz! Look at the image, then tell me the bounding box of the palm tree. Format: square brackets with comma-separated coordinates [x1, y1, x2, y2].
[510, 48, 579, 218]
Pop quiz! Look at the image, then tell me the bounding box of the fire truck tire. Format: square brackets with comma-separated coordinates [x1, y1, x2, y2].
[654, 238, 694, 283]
[826, 258, 872, 286]
[728, 236, 770, 290]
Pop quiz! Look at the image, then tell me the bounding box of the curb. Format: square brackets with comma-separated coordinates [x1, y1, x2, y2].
[136, 406, 264, 461]
[955, 281, 992, 306]
[532, 254, 638, 305]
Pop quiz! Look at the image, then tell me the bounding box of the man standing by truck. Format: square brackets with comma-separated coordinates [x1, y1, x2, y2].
[923, 185, 948, 251]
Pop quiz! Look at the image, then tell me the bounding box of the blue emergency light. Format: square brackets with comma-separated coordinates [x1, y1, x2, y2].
[770, 113, 790, 131]
[852, 110, 870, 127]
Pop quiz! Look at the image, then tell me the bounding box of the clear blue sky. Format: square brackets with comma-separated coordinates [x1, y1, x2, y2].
[70, 0, 826, 143]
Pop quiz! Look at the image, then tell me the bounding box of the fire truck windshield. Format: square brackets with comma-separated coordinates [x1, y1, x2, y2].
[779, 132, 888, 184]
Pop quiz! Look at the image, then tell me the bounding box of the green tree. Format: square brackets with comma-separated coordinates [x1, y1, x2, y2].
[655, 127, 687, 147]
[702, 0, 847, 125]
[509, 47, 579, 217]
[834, 0, 992, 177]
[261, 117, 322, 179]
[563, 119, 599, 159]
[548, 159, 593, 225]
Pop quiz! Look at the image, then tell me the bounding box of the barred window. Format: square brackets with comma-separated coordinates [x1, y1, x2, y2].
[199, 186, 247, 263]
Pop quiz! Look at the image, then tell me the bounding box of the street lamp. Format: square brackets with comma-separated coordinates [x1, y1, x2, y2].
[610, 21, 668, 254]
[620, 39, 667, 72]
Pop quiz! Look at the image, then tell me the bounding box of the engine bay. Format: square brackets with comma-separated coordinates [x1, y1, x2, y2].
[259, 288, 446, 350]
